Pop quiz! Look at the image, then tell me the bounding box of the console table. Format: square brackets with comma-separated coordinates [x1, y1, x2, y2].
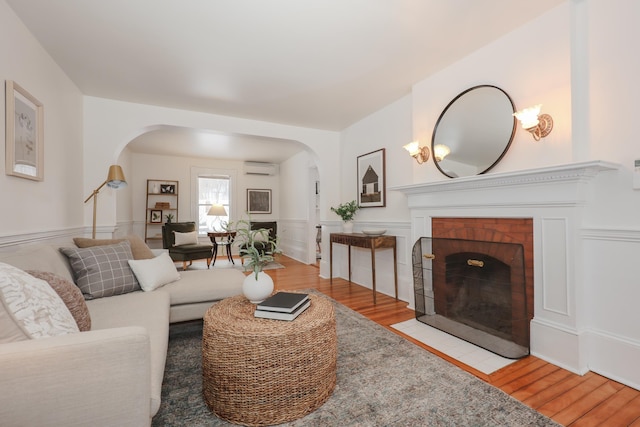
[207, 231, 236, 266]
[329, 233, 398, 304]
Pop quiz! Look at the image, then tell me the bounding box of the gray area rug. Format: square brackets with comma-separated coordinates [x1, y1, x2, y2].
[152, 294, 559, 426]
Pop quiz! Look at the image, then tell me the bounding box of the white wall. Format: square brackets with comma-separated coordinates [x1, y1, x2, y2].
[332, 95, 414, 299]
[0, 0, 84, 242]
[279, 150, 318, 264]
[411, 2, 573, 183]
[579, 0, 640, 388]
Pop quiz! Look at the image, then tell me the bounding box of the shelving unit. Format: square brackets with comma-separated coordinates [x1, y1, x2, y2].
[145, 179, 179, 244]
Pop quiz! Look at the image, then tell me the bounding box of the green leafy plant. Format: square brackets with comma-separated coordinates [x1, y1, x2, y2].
[165, 213, 175, 223]
[330, 200, 359, 222]
[232, 218, 280, 279]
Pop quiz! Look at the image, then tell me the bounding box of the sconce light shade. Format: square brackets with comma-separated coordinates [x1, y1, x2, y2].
[207, 204, 227, 217]
[403, 141, 430, 164]
[433, 144, 451, 162]
[513, 104, 553, 141]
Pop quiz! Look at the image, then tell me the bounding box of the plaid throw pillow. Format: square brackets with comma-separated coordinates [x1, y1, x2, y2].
[60, 241, 140, 300]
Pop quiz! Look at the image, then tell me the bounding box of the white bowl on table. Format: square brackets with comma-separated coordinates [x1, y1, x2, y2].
[362, 229, 386, 236]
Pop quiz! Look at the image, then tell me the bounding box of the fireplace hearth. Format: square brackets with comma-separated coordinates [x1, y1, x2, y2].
[412, 237, 529, 359]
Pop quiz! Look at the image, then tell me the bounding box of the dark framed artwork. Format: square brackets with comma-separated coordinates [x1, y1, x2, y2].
[5, 80, 44, 181]
[357, 148, 386, 208]
[247, 189, 272, 214]
[160, 184, 176, 194]
[150, 210, 163, 223]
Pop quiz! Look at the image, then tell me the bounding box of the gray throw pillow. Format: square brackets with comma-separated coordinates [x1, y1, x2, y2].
[60, 241, 140, 300]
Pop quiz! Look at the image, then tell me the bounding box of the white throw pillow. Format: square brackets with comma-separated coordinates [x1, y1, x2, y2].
[173, 231, 199, 246]
[0, 262, 79, 343]
[128, 252, 181, 292]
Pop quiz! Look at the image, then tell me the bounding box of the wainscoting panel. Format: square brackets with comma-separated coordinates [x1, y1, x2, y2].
[541, 217, 570, 316]
[278, 219, 311, 264]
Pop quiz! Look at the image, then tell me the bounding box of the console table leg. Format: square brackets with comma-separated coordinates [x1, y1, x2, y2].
[371, 245, 377, 305]
[347, 245, 352, 283]
[393, 246, 398, 300]
[330, 242, 333, 285]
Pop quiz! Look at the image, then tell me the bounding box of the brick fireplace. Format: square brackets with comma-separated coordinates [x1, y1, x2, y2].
[432, 217, 534, 329]
[412, 218, 534, 358]
[392, 161, 619, 374]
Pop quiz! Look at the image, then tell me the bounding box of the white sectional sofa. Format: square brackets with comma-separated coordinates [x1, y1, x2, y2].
[0, 237, 245, 426]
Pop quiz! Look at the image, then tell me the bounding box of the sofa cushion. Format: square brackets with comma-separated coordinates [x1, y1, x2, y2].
[162, 268, 245, 306]
[0, 244, 75, 283]
[173, 231, 198, 246]
[26, 270, 91, 331]
[60, 241, 140, 300]
[0, 262, 79, 343]
[128, 252, 181, 292]
[73, 235, 155, 260]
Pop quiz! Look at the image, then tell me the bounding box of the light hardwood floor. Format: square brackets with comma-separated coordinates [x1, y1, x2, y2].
[214, 255, 640, 426]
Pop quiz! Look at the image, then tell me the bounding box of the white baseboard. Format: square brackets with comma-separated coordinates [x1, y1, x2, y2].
[587, 329, 640, 391]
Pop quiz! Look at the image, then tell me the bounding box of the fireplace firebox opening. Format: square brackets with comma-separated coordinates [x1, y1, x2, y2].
[412, 237, 529, 359]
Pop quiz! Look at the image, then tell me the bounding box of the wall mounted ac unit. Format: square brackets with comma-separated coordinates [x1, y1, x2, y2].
[244, 162, 278, 176]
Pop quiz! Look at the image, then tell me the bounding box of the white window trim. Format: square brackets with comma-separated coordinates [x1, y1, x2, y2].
[190, 166, 238, 235]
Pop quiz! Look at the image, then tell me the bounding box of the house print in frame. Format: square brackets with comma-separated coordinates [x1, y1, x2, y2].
[357, 148, 385, 208]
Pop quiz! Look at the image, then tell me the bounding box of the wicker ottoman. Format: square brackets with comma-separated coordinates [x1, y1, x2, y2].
[202, 293, 337, 426]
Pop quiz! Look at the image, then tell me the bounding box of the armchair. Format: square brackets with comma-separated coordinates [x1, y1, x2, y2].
[250, 221, 277, 252]
[238, 221, 277, 257]
[162, 222, 213, 270]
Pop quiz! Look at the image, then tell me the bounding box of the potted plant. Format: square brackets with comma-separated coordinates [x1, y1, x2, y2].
[231, 219, 281, 303]
[165, 213, 174, 223]
[331, 200, 359, 233]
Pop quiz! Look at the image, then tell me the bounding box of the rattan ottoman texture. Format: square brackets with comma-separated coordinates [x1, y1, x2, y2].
[202, 293, 337, 426]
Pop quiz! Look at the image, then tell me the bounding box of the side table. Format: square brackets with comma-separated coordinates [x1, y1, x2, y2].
[207, 231, 236, 266]
[329, 233, 398, 304]
[202, 294, 337, 426]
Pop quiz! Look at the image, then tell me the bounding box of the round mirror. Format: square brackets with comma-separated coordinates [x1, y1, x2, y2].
[431, 85, 516, 178]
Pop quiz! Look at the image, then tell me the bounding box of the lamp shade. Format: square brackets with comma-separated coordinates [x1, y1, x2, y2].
[513, 105, 542, 129]
[105, 165, 127, 189]
[207, 204, 227, 216]
[403, 141, 421, 156]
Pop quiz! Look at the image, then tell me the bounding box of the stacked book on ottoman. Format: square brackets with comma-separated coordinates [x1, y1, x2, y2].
[254, 292, 310, 321]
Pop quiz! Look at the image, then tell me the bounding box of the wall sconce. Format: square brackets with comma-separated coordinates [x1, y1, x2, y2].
[84, 165, 127, 239]
[433, 144, 451, 162]
[403, 141, 430, 164]
[513, 104, 553, 141]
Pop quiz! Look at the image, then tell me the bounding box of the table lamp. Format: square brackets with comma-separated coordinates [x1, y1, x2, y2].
[207, 204, 227, 231]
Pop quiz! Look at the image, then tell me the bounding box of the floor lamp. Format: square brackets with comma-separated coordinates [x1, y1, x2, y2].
[84, 165, 127, 239]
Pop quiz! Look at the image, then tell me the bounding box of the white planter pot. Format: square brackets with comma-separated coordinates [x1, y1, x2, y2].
[242, 271, 274, 303]
[342, 221, 354, 233]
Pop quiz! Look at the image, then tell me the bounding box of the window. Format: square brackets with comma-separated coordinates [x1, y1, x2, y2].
[198, 176, 230, 234]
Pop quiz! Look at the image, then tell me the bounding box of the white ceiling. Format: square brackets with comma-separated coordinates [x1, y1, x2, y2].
[7, 0, 565, 162]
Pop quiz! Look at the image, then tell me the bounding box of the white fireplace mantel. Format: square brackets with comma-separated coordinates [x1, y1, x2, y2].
[390, 161, 621, 215]
[390, 160, 619, 197]
[390, 160, 622, 375]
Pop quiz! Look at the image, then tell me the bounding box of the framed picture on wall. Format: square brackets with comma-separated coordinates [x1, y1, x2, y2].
[247, 189, 272, 214]
[357, 148, 386, 208]
[5, 80, 44, 181]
